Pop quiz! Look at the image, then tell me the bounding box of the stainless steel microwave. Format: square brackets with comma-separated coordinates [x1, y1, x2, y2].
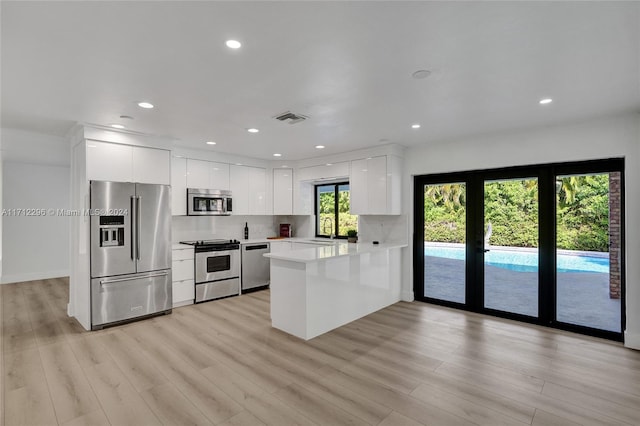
[187, 188, 232, 216]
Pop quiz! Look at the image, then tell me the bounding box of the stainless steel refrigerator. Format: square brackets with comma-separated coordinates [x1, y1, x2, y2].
[90, 181, 172, 329]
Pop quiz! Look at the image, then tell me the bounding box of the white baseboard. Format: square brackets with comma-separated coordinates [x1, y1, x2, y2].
[1, 270, 69, 284]
[624, 331, 640, 350]
[401, 290, 415, 302]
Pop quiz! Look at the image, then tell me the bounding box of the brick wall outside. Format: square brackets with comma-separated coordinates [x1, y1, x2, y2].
[609, 172, 621, 299]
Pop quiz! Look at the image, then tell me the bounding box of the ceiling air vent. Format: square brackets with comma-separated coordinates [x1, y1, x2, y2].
[274, 111, 308, 125]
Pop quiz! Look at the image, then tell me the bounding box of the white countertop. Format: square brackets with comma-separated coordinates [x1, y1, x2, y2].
[172, 242, 194, 250]
[264, 241, 407, 263]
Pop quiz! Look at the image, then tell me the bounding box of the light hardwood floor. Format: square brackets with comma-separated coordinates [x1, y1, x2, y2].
[2, 278, 640, 426]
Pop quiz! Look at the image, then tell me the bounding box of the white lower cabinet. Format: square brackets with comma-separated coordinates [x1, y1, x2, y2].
[172, 247, 194, 307]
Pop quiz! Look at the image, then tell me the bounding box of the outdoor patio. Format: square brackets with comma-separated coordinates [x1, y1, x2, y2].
[424, 255, 621, 332]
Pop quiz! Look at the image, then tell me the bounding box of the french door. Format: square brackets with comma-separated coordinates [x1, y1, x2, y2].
[414, 159, 624, 340]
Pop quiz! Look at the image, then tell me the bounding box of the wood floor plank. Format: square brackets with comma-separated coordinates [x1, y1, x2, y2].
[61, 409, 110, 426]
[410, 383, 531, 426]
[123, 323, 244, 424]
[531, 409, 582, 426]
[219, 410, 267, 426]
[95, 330, 168, 392]
[273, 382, 368, 426]
[83, 360, 161, 426]
[378, 411, 426, 426]
[38, 341, 101, 424]
[141, 381, 214, 426]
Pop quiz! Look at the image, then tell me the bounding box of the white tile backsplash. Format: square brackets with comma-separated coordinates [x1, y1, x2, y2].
[357, 215, 408, 244]
[172, 215, 278, 242]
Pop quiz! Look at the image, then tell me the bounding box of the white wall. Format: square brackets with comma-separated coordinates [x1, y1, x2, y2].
[2, 162, 70, 283]
[403, 113, 640, 349]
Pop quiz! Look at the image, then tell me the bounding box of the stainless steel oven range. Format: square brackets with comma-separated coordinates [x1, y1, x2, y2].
[179, 239, 240, 302]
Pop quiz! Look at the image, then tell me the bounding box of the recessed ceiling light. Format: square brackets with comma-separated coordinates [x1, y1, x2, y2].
[539, 98, 553, 105]
[273, 153, 282, 157]
[247, 128, 259, 133]
[137, 102, 154, 109]
[315, 145, 325, 149]
[236, 163, 243, 166]
[206, 141, 217, 145]
[226, 40, 242, 49]
[110, 124, 125, 129]
[326, 163, 333, 166]
[411, 124, 421, 129]
[412, 69, 432, 79]
[281, 165, 288, 168]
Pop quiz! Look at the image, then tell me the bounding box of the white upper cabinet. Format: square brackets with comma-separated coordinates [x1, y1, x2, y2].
[273, 168, 293, 215]
[86, 141, 132, 182]
[230, 165, 267, 215]
[298, 162, 349, 181]
[248, 167, 267, 215]
[350, 155, 401, 215]
[186, 159, 209, 188]
[186, 159, 229, 189]
[171, 156, 187, 215]
[132, 146, 170, 184]
[86, 141, 170, 185]
[230, 165, 249, 215]
[210, 162, 230, 190]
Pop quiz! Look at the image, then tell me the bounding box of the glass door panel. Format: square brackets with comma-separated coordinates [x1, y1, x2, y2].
[337, 184, 357, 237]
[483, 178, 539, 317]
[423, 183, 466, 303]
[555, 173, 622, 332]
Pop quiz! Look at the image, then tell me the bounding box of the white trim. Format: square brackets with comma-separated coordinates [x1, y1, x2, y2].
[624, 331, 640, 350]
[401, 290, 415, 302]
[1, 270, 69, 284]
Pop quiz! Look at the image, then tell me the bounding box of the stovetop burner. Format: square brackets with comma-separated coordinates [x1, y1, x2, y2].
[180, 239, 240, 246]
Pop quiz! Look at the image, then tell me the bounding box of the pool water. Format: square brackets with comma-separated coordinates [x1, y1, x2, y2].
[424, 245, 609, 273]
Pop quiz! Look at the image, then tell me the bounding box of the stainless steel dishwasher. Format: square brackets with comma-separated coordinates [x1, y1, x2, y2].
[241, 242, 270, 293]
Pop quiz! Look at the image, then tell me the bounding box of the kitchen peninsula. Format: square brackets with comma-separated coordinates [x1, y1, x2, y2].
[265, 241, 406, 340]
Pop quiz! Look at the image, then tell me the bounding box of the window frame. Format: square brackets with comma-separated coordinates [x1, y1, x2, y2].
[314, 181, 353, 239]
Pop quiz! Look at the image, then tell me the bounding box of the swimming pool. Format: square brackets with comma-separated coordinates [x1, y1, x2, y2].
[424, 245, 609, 273]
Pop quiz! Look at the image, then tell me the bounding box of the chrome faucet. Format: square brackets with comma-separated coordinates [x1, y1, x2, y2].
[322, 217, 335, 239]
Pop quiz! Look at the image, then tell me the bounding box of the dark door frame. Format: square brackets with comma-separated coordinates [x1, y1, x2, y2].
[413, 158, 625, 341]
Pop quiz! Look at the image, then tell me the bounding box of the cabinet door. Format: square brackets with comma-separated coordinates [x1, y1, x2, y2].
[186, 159, 210, 188]
[273, 168, 293, 215]
[132, 147, 170, 184]
[86, 141, 133, 182]
[230, 165, 249, 215]
[248, 167, 267, 215]
[349, 158, 368, 214]
[367, 156, 387, 214]
[210, 162, 230, 190]
[171, 157, 187, 215]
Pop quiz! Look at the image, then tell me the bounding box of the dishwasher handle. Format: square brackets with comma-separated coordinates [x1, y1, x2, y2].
[244, 244, 269, 251]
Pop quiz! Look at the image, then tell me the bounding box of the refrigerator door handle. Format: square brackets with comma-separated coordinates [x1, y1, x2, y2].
[99, 271, 169, 286]
[136, 196, 142, 260]
[130, 195, 136, 261]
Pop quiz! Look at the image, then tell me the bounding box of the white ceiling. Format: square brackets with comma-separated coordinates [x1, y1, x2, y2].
[2, 1, 639, 161]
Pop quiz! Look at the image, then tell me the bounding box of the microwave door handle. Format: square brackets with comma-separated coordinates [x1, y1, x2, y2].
[136, 196, 141, 260]
[130, 195, 136, 261]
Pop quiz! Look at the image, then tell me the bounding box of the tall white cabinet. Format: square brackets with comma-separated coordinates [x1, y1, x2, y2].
[350, 155, 402, 215]
[171, 156, 187, 216]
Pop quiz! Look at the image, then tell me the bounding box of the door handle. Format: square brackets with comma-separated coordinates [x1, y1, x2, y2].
[100, 271, 169, 285]
[130, 196, 136, 261]
[136, 196, 141, 260]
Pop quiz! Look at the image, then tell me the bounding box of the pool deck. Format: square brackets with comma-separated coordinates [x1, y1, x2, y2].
[424, 256, 621, 333]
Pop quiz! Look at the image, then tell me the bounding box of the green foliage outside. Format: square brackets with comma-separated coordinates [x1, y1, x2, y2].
[318, 189, 358, 237]
[424, 174, 611, 252]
